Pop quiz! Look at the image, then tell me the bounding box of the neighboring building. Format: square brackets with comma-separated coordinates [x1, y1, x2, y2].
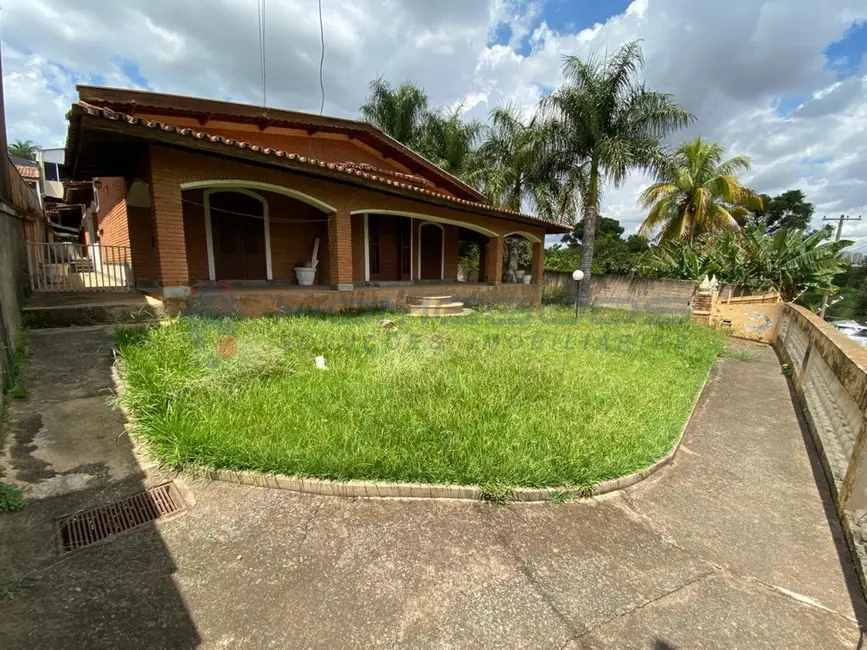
[11, 155, 40, 197]
[34, 147, 67, 199]
[63, 86, 569, 309]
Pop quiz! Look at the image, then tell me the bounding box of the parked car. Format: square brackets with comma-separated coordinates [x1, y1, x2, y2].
[831, 320, 867, 348]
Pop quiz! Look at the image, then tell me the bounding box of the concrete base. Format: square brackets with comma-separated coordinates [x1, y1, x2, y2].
[157, 282, 541, 318]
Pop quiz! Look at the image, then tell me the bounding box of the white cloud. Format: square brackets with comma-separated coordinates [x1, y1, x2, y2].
[3, 0, 867, 244]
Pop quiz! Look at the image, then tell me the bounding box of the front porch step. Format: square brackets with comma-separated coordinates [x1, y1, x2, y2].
[408, 302, 472, 317]
[407, 295, 456, 307]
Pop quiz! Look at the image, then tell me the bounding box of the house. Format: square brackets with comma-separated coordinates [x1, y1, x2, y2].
[63, 86, 569, 313]
[11, 155, 40, 196]
[33, 147, 67, 200]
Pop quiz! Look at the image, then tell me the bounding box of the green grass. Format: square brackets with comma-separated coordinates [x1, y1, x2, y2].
[0, 482, 24, 512]
[720, 347, 761, 363]
[115, 306, 725, 490]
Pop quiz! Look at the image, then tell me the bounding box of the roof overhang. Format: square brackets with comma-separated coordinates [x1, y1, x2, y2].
[65, 104, 571, 234]
[76, 85, 486, 204]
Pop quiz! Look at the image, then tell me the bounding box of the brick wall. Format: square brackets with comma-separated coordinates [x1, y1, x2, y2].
[145, 145, 548, 289]
[96, 177, 130, 248]
[543, 272, 697, 316]
[182, 189, 209, 281]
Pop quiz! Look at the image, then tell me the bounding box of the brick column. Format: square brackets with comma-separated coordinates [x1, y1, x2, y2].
[485, 236, 503, 285]
[147, 146, 189, 296]
[328, 209, 353, 291]
[531, 242, 544, 284]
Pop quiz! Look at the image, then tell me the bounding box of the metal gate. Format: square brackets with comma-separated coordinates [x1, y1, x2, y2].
[26, 242, 134, 292]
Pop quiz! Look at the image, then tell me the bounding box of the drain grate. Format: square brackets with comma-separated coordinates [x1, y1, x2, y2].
[57, 482, 186, 552]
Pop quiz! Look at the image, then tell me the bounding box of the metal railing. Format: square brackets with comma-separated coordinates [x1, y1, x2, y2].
[26, 242, 134, 292]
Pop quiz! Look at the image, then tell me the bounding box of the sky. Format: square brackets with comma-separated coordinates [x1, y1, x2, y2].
[3, 0, 867, 249]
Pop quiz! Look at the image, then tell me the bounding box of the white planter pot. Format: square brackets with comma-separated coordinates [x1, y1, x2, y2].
[523, 275, 532, 284]
[295, 267, 316, 286]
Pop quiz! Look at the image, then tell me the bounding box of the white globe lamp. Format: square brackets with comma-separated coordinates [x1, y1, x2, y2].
[572, 269, 585, 318]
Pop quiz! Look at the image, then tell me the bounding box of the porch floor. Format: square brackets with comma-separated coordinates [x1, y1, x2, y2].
[23, 291, 156, 310]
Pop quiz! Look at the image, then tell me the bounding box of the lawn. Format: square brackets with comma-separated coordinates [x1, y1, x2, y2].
[115, 306, 725, 491]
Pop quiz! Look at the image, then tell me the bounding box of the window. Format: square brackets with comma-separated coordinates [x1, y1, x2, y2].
[43, 163, 68, 182]
[44, 163, 59, 182]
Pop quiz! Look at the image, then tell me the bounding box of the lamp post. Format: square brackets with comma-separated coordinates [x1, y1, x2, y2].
[572, 269, 584, 319]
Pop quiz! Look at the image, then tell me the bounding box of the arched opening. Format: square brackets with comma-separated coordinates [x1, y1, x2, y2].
[180, 184, 331, 285]
[503, 233, 534, 283]
[457, 226, 487, 282]
[419, 222, 444, 281]
[208, 190, 267, 280]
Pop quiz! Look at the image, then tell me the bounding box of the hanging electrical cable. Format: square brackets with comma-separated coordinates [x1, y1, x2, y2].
[257, 0, 268, 110]
[318, 0, 326, 114]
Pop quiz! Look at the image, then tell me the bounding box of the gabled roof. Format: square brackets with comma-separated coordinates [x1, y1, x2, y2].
[76, 85, 485, 203]
[11, 155, 39, 179]
[65, 102, 571, 233]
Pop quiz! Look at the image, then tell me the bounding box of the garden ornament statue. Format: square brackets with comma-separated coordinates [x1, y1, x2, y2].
[506, 239, 521, 283]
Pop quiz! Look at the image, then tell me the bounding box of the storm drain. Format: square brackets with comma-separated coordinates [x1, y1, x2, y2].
[57, 482, 186, 552]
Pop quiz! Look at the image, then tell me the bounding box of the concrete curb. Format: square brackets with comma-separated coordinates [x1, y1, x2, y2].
[114, 358, 715, 503]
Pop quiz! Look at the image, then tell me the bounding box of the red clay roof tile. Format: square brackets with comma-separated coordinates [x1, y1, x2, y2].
[70, 102, 570, 231]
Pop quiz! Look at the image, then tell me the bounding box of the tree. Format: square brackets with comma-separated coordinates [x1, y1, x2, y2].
[415, 106, 482, 180]
[469, 106, 555, 216]
[639, 136, 762, 243]
[360, 77, 430, 147]
[544, 244, 582, 272]
[640, 224, 851, 302]
[554, 216, 649, 275]
[8, 139, 37, 161]
[749, 190, 815, 233]
[543, 41, 693, 305]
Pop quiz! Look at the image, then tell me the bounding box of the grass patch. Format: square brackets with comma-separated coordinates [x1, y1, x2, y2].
[720, 347, 761, 363]
[3, 333, 30, 399]
[0, 482, 24, 512]
[116, 306, 724, 489]
[0, 575, 37, 600]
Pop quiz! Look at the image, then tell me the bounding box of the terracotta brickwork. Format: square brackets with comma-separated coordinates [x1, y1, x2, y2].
[147, 146, 189, 286]
[143, 145, 547, 289]
[181, 189, 209, 281]
[127, 205, 158, 283]
[96, 177, 130, 248]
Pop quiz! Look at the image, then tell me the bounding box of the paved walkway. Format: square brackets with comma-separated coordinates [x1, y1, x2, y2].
[1, 328, 864, 649]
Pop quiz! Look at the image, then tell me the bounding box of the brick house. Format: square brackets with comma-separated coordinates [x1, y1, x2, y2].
[63, 87, 569, 313]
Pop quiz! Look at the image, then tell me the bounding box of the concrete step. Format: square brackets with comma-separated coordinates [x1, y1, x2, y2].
[408, 302, 471, 317]
[407, 295, 454, 307]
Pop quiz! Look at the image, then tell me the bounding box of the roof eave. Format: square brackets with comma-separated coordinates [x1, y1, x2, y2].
[75, 85, 487, 203]
[67, 107, 571, 234]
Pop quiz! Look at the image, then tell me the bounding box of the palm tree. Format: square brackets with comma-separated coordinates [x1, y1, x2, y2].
[543, 41, 693, 305]
[8, 139, 37, 161]
[469, 105, 556, 216]
[415, 106, 482, 180]
[639, 136, 762, 243]
[360, 77, 430, 148]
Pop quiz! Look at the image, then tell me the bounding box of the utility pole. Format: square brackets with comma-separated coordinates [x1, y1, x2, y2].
[0, 31, 11, 203]
[820, 214, 862, 319]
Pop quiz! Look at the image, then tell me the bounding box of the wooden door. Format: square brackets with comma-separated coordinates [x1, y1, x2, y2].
[420, 224, 443, 280]
[211, 192, 267, 280]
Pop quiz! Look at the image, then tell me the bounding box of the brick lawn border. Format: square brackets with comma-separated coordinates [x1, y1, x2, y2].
[114, 358, 714, 502]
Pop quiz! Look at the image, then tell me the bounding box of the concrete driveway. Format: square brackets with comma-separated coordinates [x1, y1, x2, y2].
[0, 327, 864, 649]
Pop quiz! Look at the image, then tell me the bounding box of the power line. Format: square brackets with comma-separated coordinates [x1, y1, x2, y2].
[257, 0, 268, 110]
[318, 0, 326, 114]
